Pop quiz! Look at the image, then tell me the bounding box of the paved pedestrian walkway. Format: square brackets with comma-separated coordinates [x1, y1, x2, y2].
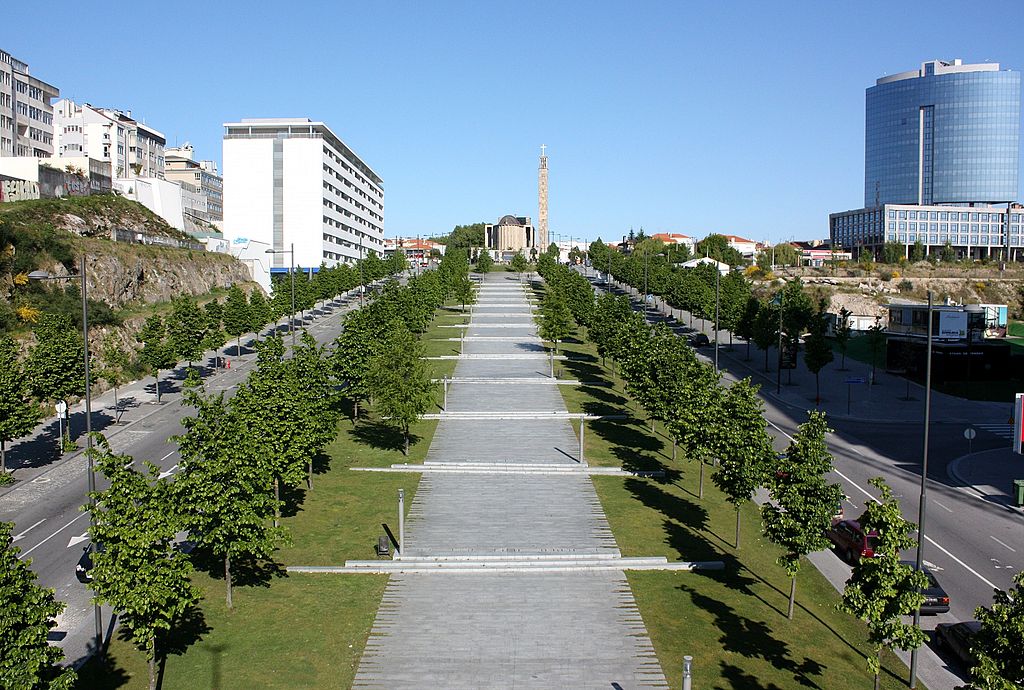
[353, 273, 669, 688]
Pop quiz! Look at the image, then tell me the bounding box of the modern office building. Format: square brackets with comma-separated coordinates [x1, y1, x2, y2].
[832, 59, 1022, 260]
[222, 118, 384, 270]
[866, 59, 1019, 207]
[0, 48, 59, 158]
[53, 99, 166, 178]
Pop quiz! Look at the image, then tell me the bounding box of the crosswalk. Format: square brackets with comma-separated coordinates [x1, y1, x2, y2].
[975, 423, 1014, 440]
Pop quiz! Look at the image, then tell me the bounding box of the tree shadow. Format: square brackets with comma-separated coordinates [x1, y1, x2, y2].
[347, 420, 418, 454]
[678, 581, 826, 689]
[152, 604, 210, 689]
[279, 482, 308, 518]
[72, 638, 132, 689]
[190, 547, 287, 590]
[312, 451, 332, 477]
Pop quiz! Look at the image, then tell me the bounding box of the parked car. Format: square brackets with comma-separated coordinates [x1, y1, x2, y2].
[900, 561, 951, 614]
[934, 620, 981, 669]
[75, 546, 94, 583]
[689, 333, 710, 346]
[826, 519, 878, 563]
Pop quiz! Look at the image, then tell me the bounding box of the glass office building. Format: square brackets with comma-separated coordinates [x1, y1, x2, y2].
[865, 59, 1020, 207]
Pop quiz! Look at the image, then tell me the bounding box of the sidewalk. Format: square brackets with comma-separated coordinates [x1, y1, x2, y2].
[948, 447, 1024, 514]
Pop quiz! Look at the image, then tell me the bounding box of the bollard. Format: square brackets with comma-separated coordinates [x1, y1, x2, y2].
[443, 377, 449, 410]
[683, 655, 693, 690]
[397, 489, 405, 557]
[578, 420, 585, 463]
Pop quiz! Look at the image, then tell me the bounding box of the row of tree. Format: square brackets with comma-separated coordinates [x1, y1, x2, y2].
[538, 257, 1021, 689]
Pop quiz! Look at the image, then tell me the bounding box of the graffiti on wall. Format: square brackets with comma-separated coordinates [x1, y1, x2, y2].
[0, 179, 40, 202]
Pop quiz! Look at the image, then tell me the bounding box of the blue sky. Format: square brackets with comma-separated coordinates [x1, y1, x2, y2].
[5, 1, 1024, 244]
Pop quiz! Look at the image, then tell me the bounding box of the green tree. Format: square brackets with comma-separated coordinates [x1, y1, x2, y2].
[882, 241, 905, 265]
[248, 290, 272, 341]
[332, 309, 385, 423]
[804, 301, 835, 406]
[537, 287, 574, 356]
[510, 251, 528, 279]
[0, 336, 39, 476]
[695, 233, 746, 266]
[27, 313, 85, 448]
[86, 435, 200, 690]
[969, 571, 1024, 689]
[291, 332, 340, 489]
[910, 240, 926, 262]
[840, 477, 926, 690]
[137, 315, 176, 404]
[368, 324, 436, 455]
[454, 276, 475, 312]
[546, 242, 559, 258]
[711, 378, 773, 548]
[752, 299, 779, 373]
[222, 285, 252, 356]
[718, 270, 751, 348]
[168, 295, 206, 367]
[435, 223, 485, 250]
[97, 334, 130, 423]
[735, 295, 760, 361]
[201, 299, 227, 351]
[941, 242, 957, 263]
[865, 316, 886, 385]
[670, 361, 723, 498]
[475, 250, 494, 273]
[173, 383, 283, 609]
[762, 411, 845, 619]
[0, 522, 75, 689]
[834, 307, 853, 370]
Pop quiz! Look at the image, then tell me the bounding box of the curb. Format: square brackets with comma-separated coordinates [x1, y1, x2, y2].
[946, 450, 1024, 516]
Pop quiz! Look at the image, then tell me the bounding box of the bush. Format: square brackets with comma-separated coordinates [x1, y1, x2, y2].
[897, 279, 914, 293]
[879, 269, 894, 282]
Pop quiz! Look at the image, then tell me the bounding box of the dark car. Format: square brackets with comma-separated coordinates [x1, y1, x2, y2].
[934, 620, 981, 669]
[900, 561, 950, 614]
[690, 333, 710, 346]
[826, 519, 878, 563]
[75, 546, 94, 583]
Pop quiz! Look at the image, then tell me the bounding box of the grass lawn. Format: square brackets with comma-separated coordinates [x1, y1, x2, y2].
[556, 329, 913, 690]
[74, 305, 456, 689]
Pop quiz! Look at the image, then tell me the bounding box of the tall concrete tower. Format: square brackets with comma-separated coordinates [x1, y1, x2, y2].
[538, 144, 548, 249]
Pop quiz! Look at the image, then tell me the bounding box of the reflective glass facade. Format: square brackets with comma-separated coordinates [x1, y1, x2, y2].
[865, 65, 1020, 206]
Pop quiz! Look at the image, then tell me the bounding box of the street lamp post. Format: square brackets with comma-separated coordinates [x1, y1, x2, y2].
[776, 289, 785, 395]
[714, 267, 720, 371]
[264, 243, 296, 347]
[909, 292, 934, 689]
[28, 256, 102, 650]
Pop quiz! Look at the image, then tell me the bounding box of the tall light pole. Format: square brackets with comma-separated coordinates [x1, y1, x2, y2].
[264, 243, 296, 347]
[358, 235, 365, 306]
[909, 291, 934, 689]
[776, 288, 785, 395]
[714, 266, 720, 371]
[29, 256, 102, 650]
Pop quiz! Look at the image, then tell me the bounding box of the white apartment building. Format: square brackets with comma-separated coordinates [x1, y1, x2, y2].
[222, 118, 384, 270]
[165, 143, 223, 222]
[0, 48, 59, 157]
[52, 99, 165, 178]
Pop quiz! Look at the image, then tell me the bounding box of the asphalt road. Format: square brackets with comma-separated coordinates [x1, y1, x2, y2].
[0, 284, 384, 668]
[584, 267, 1022, 687]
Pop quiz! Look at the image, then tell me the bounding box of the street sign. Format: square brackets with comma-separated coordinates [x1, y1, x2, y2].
[844, 377, 866, 385]
[780, 340, 798, 370]
[55, 401, 67, 416]
[963, 428, 976, 441]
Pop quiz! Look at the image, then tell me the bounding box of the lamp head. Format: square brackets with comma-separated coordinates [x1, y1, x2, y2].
[27, 270, 52, 280]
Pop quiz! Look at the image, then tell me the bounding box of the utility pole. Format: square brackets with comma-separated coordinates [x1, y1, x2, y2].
[909, 292, 934, 688]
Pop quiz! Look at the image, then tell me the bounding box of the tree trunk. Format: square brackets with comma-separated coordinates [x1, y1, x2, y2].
[1, 439, 5, 474]
[404, 429, 409, 457]
[113, 384, 120, 422]
[148, 649, 156, 690]
[746, 339, 751, 361]
[672, 439, 677, 461]
[274, 477, 280, 528]
[788, 575, 796, 620]
[698, 462, 705, 499]
[155, 369, 161, 403]
[842, 350, 847, 370]
[237, 334, 241, 357]
[874, 650, 881, 690]
[308, 459, 313, 490]
[225, 551, 233, 609]
[764, 347, 769, 373]
[353, 399, 359, 425]
[735, 508, 741, 549]
[650, 418, 656, 433]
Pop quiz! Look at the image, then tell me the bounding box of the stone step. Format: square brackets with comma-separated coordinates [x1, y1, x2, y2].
[431, 378, 581, 384]
[435, 336, 543, 342]
[288, 558, 724, 574]
[424, 354, 567, 360]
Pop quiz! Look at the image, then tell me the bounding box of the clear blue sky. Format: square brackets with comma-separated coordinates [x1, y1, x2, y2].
[5, 1, 1024, 244]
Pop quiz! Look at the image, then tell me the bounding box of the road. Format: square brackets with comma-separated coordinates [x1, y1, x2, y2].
[0, 284, 383, 668]
[585, 267, 1022, 687]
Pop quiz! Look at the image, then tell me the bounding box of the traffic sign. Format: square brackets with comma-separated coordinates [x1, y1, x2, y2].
[844, 377, 866, 385]
[963, 428, 976, 440]
[55, 400, 67, 416]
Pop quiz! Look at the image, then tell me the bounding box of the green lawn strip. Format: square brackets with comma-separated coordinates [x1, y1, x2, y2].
[553, 334, 911, 690]
[76, 304, 453, 689]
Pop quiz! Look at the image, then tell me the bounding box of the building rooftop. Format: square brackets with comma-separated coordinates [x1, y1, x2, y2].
[876, 59, 1001, 86]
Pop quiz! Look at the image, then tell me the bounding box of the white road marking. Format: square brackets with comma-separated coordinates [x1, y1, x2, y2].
[67, 532, 89, 548]
[923, 559, 944, 572]
[765, 419, 1002, 591]
[19, 513, 87, 558]
[158, 464, 178, 480]
[12, 519, 46, 542]
[990, 536, 1017, 553]
[934, 500, 953, 513]
[158, 450, 175, 463]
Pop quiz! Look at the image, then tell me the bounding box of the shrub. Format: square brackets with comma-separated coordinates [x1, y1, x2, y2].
[897, 279, 914, 293]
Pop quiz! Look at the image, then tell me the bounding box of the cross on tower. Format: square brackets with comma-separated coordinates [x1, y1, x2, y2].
[540, 144, 547, 157]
